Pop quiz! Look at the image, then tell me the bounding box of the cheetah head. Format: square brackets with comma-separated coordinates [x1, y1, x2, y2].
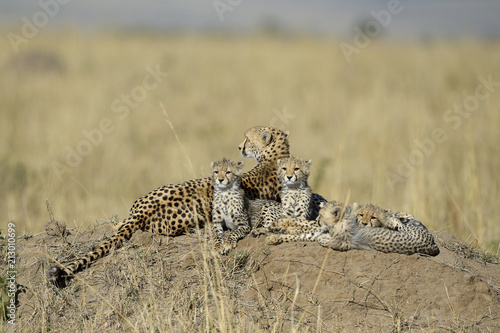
[317, 201, 352, 228]
[277, 156, 311, 187]
[238, 126, 290, 163]
[210, 158, 244, 190]
[352, 202, 391, 228]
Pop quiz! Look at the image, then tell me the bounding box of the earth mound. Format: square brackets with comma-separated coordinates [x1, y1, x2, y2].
[5, 222, 500, 332]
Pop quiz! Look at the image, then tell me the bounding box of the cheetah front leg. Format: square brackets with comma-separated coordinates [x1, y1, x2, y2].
[211, 214, 225, 254]
[221, 217, 251, 255]
[266, 231, 326, 245]
[250, 227, 268, 237]
[268, 217, 324, 235]
[249, 218, 267, 237]
[385, 216, 405, 230]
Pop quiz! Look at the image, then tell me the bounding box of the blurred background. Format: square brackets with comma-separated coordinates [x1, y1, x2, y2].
[1, 0, 499, 250]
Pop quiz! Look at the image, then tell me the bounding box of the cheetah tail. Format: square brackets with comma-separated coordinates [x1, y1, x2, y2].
[46, 222, 139, 287]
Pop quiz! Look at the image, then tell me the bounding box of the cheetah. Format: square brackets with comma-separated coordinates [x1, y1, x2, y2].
[211, 158, 251, 255]
[238, 127, 289, 201]
[354, 202, 429, 231]
[47, 126, 291, 285]
[353, 203, 403, 230]
[267, 201, 440, 256]
[266, 217, 325, 235]
[239, 128, 327, 216]
[248, 199, 281, 230]
[250, 156, 315, 236]
[267, 201, 354, 250]
[265, 199, 346, 235]
[278, 156, 314, 219]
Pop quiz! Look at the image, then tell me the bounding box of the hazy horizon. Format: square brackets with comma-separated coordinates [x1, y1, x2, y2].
[1, 0, 500, 40]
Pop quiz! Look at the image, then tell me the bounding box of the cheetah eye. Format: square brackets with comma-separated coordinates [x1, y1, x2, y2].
[213, 171, 219, 175]
[282, 167, 287, 172]
[294, 167, 300, 172]
[358, 213, 364, 218]
[225, 171, 231, 175]
[370, 217, 377, 221]
[362, 222, 367, 226]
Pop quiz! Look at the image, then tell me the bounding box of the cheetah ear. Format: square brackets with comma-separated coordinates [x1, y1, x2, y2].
[237, 161, 244, 169]
[277, 159, 282, 165]
[319, 201, 326, 208]
[384, 208, 391, 214]
[306, 159, 312, 166]
[352, 202, 359, 211]
[262, 131, 273, 145]
[210, 161, 215, 169]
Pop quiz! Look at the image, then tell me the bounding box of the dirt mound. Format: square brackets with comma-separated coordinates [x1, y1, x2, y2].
[241, 231, 500, 331]
[4, 223, 500, 332]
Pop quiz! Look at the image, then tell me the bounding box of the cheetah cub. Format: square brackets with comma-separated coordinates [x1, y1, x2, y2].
[266, 201, 354, 250]
[279, 156, 314, 218]
[251, 156, 314, 235]
[211, 158, 251, 255]
[353, 202, 428, 231]
[266, 200, 346, 236]
[353, 203, 403, 230]
[267, 201, 440, 256]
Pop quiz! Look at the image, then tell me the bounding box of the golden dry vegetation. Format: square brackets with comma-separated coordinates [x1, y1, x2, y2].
[1, 31, 499, 250]
[7, 225, 500, 332]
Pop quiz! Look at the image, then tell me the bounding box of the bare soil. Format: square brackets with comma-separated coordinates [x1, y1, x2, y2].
[4, 221, 500, 332]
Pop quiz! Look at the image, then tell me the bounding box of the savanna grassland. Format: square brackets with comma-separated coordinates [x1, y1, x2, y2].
[2, 32, 500, 333]
[1, 32, 499, 249]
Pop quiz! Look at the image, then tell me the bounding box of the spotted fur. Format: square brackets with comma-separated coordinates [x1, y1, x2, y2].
[47, 126, 291, 286]
[267, 201, 440, 256]
[239, 128, 327, 214]
[211, 158, 250, 255]
[277, 156, 313, 218]
[250, 156, 315, 236]
[353, 202, 403, 230]
[247, 199, 281, 230]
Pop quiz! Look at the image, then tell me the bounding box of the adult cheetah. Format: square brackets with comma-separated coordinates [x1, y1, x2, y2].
[47, 126, 291, 285]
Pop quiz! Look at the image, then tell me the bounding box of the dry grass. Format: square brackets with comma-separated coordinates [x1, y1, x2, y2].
[5, 223, 499, 332]
[0, 31, 499, 251]
[7, 224, 321, 332]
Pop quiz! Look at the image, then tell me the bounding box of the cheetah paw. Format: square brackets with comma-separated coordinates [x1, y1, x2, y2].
[212, 245, 223, 255]
[386, 216, 404, 230]
[266, 235, 283, 245]
[219, 243, 236, 255]
[250, 228, 267, 237]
